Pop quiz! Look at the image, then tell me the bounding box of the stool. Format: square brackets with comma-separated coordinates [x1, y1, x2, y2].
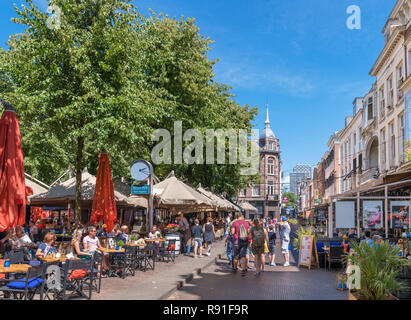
[336, 272, 348, 291]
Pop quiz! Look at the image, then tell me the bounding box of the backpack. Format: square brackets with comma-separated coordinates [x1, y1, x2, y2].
[239, 222, 248, 241]
[252, 227, 266, 247]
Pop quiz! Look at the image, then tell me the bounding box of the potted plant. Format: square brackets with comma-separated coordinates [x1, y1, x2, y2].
[130, 235, 137, 244]
[117, 240, 125, 248]
[346, 241, 405, 300]
[292, 225, 315, 252]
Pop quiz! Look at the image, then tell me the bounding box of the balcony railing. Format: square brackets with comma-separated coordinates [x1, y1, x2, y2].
[360, 167, 378, 184]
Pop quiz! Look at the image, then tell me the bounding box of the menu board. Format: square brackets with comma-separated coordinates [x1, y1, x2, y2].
[298, 235, 319, 269]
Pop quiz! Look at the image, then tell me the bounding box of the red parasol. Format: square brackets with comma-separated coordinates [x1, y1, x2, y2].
[0, 101, 26, 232]
[90, 151, 117, 232]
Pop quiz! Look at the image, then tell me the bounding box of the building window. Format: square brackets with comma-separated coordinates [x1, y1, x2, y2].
[353, 133, 357, 155]
[268, 158, 275, 175]
[269, 141, 274, 150]
[381, 129, 386, 170]
[397, 63, 404, 88]
[239, 189, 246, 197]
[268, 181, 274, 196]
[399, 114, 405, 163]
[367, 97, 373, 120]
[252, 184, 260, 196]
[387, 76, 394, 108]
[379, 87, 385, 119]
[390, 122, 395, 167]
[408, 49, 411, 77]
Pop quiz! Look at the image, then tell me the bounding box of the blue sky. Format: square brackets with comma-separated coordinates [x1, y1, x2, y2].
[0, 0, 397, 176]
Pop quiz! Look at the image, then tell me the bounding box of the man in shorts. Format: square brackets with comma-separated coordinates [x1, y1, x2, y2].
[279, 216, 291, 267]
[231, 214, 250, 276]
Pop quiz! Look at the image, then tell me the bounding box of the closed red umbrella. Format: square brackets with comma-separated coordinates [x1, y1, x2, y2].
[90, 151, 117, 233]
[0, 101, 26, 232]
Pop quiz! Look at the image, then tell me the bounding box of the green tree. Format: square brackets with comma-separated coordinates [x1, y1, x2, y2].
[0, 0, 168, 226]
[282, 192, 297, 207]
[0, 0, 258, 222]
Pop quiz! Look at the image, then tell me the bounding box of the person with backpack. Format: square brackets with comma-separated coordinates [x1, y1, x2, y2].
[249, 218, 269, 277]
[231, 213, 250, 277]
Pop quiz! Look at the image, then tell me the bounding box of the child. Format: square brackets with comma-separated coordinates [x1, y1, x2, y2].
[192, 219, 203, 258]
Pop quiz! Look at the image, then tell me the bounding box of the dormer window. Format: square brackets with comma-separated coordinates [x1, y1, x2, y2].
[269, 141, 274, 150]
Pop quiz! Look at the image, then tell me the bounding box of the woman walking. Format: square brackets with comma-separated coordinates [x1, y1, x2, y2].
[267, 224, 277, 266]
[249, 218, 268, 277]
[203, 217, 215, 256]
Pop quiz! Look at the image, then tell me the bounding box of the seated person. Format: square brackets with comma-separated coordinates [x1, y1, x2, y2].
[136, 237, 146, 247]
[10, 226, 33, 249]
[71, 229, 92, 258]
[360, 230, 373, 247]
[149, 225, 162, 239]
[108, 223, 121, 238]
[372, 234, 383, 248]
[118, 225, 129, 242]
[35, 232, 57, 258]
[83, 226, 104, 254]
[0, 228, 13, 254]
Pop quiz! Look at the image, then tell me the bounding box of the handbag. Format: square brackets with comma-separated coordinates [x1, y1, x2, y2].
[264, 241, 269, 254]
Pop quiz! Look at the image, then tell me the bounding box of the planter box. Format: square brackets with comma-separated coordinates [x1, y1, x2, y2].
[348, 291, 399, 300]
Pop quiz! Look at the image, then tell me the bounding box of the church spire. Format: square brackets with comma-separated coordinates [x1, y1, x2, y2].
[265, 102, 270, 127]
[260, 101, 275, 140]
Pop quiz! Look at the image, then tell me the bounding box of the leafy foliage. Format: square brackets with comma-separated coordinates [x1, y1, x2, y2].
[292, 225, 314, 251]
[346, 241, 405, 300]
[282, 192, 297, 207]
[0, 0, 259, 224]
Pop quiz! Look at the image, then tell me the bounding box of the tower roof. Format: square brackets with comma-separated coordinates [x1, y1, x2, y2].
[260, 103, 275, 139]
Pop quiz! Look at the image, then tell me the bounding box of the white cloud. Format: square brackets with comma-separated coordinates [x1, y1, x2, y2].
[214, 63, 315, 96]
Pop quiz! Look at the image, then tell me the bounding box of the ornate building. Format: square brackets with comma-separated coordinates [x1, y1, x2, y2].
[238, 104, 281, 219]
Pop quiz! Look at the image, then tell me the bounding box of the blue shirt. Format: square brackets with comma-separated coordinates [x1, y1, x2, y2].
[38, 243, 57, 256]
[192, 225, 203, 239]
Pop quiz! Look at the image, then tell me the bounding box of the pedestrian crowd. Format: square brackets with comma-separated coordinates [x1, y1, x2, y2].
[222, 212, 291, 277]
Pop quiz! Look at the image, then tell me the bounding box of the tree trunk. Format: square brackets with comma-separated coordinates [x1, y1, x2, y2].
[75, 136, 85, 229]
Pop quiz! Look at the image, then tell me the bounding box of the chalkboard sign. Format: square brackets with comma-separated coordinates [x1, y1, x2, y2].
[298, 235, 319, 270]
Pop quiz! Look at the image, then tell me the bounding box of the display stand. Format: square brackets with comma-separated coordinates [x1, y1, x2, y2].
[298, 235, 320, 270]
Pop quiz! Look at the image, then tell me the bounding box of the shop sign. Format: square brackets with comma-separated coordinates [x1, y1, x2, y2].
[131, 185, 149, 195]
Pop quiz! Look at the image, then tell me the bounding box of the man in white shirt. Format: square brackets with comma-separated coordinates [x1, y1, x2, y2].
[225, 213, 232, 236]
[279, 217, 291, 267]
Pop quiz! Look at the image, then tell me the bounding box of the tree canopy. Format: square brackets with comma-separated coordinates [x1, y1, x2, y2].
[0, 0, 259, 223]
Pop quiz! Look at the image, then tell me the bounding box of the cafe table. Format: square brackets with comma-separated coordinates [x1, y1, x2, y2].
[99, 248, 125, 278]
[144, 238, 166, 242]
[0, 264, 31, 274]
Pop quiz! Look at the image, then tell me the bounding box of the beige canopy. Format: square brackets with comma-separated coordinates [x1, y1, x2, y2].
[30, 169, 147, 208]
[238, 201, 258, 212]
[25, 177, 49, 196]
[153, 172, 214, 213]
[196, 185, 238, 211]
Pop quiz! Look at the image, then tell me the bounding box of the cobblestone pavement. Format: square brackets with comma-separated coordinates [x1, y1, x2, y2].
[93, 239, 226, 300]
[166, 240, 347, 300]
[92, 237, 347, 300]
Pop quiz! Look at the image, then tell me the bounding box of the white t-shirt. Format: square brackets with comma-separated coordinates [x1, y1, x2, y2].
[83, 236, 100, 252]
[12, 234, 33, 248]
[226, 217, 231, 225]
